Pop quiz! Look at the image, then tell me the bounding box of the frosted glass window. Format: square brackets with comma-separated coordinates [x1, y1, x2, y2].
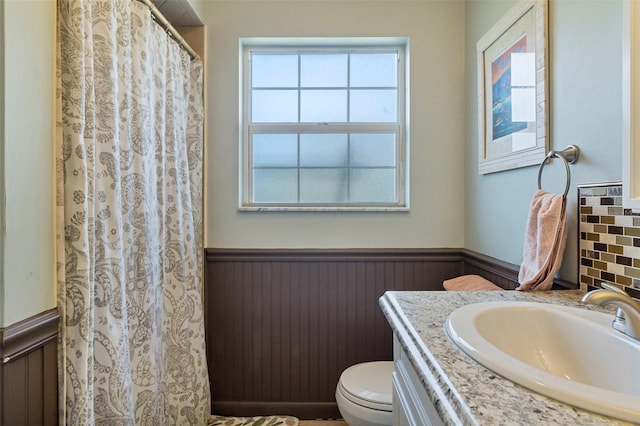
[350, 89, 397, 122]
[351, 54, 397, 87]
[253, 134, 298, 167]
[300, 134, 348, 167]
[252, 90, 298, 122]
[301, 90, 347, 122]
[350, 169, 396, 202]
[242, 40, 407, 209]
[252, 54, 298, 88]
[300, 169, 348, 203]
[350, 134, 396, 167]
[301, 54, 348, 87]
[253, 169, 298, 203]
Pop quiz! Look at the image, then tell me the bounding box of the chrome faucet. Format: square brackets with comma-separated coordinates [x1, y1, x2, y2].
[582, 283, 640, 341]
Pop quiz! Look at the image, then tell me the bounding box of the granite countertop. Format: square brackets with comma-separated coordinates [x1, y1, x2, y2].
[379, 290, 636, 426]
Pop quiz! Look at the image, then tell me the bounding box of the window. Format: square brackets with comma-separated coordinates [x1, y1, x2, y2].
[240, 39, 408, 211]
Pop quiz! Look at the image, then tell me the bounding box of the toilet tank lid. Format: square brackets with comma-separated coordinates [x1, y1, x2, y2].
[340, 361, 393, 405]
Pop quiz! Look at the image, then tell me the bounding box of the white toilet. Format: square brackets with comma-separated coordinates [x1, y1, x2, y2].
[335, 361, 394, 426]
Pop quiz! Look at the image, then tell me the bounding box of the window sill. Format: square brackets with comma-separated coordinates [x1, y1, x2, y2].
[238, 205, 410, 212]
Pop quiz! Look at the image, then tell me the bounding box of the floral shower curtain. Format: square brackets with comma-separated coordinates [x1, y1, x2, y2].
[56, 0, 210, 424]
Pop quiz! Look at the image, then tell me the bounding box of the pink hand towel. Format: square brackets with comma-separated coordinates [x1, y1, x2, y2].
[517, 190, 568, 291]
[443, 275, 502, 291]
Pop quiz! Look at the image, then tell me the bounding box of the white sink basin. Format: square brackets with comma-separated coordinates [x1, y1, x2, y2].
[445, 301, 640, 423]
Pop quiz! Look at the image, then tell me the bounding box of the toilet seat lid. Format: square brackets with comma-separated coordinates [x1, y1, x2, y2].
[339, 361, 393, 408]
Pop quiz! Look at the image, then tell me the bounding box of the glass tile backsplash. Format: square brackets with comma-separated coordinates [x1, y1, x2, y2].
[579, 183, 640, 300]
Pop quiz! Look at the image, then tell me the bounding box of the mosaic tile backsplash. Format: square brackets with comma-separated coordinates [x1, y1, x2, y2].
[579, 183, 640, 300]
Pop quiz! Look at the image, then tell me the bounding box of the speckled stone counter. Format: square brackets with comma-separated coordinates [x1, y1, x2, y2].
[379, 290, 636, 426]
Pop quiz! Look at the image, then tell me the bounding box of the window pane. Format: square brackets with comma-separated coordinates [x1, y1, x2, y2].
[252, 90, 298, 122]
[350, 53, 397, 87]
[300, 90, 347, 122]
[350, 168, 396, 202]
[300, 134, 348, 167]
[253, 169, 298, 203]
[350, 89, 397, 122]
[253, 134, 298, 167]
[301, 54, 348, 87]
[300, 169, 348, 202]
[350, 134, 396, 167]
[252, 54, 298, 88]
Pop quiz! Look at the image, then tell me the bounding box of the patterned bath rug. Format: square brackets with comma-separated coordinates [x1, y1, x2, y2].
[208, 415, 299, 426]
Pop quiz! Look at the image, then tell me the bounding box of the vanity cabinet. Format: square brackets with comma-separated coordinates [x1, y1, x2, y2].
[380, 291, 619, 424]
[392, 335, 443, 426]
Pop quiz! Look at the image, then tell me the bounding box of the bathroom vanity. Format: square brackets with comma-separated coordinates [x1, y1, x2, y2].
[379, 290, 635, 425]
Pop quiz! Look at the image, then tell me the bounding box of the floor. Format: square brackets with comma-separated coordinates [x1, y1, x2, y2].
[299, 421, 347, 426]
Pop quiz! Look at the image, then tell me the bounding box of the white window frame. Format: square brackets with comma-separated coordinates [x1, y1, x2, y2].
[239, 37, 410, 211]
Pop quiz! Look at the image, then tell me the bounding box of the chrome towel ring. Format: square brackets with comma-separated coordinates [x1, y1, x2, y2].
[537, 145, 579, 197]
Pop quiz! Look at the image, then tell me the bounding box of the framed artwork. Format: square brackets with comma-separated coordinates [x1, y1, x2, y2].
[623, 0, 640, 208]
[477, 0, 548, 174]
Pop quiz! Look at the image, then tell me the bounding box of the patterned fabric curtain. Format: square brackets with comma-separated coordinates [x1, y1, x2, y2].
[55, 1, 210, 424]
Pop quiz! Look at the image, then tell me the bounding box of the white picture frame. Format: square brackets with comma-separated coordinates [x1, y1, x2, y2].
[622, 0, 640, 208]
[477, 0, 548, 175]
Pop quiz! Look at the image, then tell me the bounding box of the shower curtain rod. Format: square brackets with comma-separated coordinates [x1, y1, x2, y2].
[137, 0, 198, 60]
